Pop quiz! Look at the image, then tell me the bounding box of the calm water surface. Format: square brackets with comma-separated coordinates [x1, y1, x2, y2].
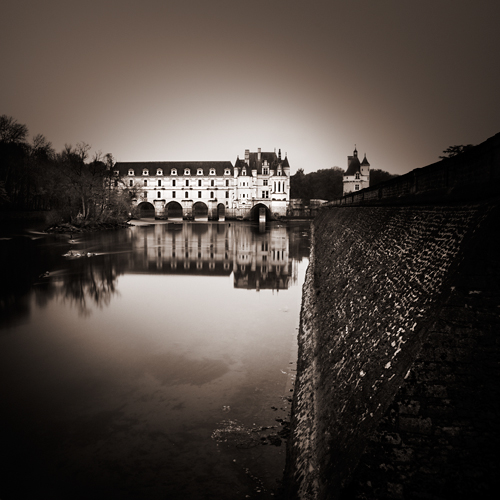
[0, 221, 310, 499]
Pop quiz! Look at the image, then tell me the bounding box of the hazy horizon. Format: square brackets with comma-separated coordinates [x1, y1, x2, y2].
[1, 0, 499, 176]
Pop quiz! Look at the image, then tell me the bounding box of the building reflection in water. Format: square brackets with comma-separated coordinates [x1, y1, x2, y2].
[129, 222, 308, 292]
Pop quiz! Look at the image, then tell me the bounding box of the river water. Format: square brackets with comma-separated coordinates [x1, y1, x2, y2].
[0, 220, 310, 500]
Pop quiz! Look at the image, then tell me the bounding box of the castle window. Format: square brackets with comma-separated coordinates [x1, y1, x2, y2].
[143, 169, 149, 176]
[171, 169, 177, 175]
[277, 170, 282, 176]
[225, 179, 229, 186]
[185, 179, 189, 186]
[211, 179, 215, 186]
[225, 191, 229, 198]
[197, 169, 203, 175]
[157, 192, 161, 198]
[198, 191, 202, 198]
[210, 169, 216, 175]
[224, 169, 230, 175]
[263, 167, 269, 175]
[198, 179, 202, 187]
[158, 180, 162, 186]
[210, 191, 214, 198]
[157, 169, 163, 175]
[114, 170, 119, 176]
[128, 170, 134, 176]
[184, 169, 190, 175]
[185, 192, 188, 198]
[355, 172, 360, 180]
[114, 180, 118, 187]
[129, 179, 133, 186]
[242, 169, 246, 176]
[355, 184, 360, 190]
[263, 179, 268, 186]
[172, 191, 176, 198]
[172, 179, 176, 187]
[144, 180, 148, 186]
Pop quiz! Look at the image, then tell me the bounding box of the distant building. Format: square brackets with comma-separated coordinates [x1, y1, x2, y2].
[343, 146, 370, 195]
[114, 148, 290, 220]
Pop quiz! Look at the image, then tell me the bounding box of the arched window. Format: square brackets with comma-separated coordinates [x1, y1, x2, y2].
[210, 191, 214, 198]
[185, 192, 188, 198]
[157, 169, 163, 175]
[158, 180, 162, 186]
[211, 179, 215, 186]
[197, 169, 203, 175]
[143, 169, 149, 176]
[128, 170, 134, 176]
[184, 169, 190, 175]
[171, 168, 177, 175]
[144, 180, 148, 186]
[210, 169, 216, 175]
[157, 192, 161, 198]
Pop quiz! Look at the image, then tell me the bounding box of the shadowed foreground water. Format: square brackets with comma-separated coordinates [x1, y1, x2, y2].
[0, 221, 310, 499]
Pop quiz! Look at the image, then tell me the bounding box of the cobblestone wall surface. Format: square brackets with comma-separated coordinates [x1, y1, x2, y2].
[285, 202, 499, 499]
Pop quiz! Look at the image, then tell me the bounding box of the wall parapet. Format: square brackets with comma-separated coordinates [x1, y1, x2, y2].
[326, 132, 500, 207]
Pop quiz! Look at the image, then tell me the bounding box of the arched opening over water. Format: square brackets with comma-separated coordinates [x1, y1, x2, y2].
[166, 201, 183, 220]
[137, 201, 155, 219]
[249, 203, 271, 222]
[193, 202, 208, 221]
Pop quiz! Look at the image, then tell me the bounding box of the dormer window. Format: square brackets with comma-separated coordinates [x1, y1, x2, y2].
[128, 170, 134, 176]
[224, 169, 230, 175]
[197, 169, 203, 175]
[277, 170, 282, 176]
[184, 168, 190, 175]
[114, 170, 119, 176]
[355, 172, 360, 180]
[209, 169, 216, 175]
[262, 167, 269, 175]
[171, 168, 177, 175]
[143, 169, 149, 176]
[242, 169, 246, 176]
[157, 169, 163, 176]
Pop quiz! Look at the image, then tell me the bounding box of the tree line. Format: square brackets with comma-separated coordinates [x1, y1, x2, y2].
[0, 115, 134, 225]
[290, 167, 398, 202]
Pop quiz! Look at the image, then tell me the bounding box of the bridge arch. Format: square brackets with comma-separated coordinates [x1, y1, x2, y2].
[193, 201, 208, 221]
[137, 201, 155, 219]
[249, 203, 272, 222]
[166, 201, 183, 220]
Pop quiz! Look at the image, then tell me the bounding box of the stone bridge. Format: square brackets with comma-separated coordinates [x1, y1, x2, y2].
[135, 199, 274, 222]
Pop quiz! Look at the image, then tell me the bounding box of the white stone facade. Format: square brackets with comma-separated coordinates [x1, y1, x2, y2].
[343, 147, 370, 195]
[114, 148, 290, 220]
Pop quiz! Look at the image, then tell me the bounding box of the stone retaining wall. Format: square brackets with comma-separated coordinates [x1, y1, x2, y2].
[285, 202, 500, 499]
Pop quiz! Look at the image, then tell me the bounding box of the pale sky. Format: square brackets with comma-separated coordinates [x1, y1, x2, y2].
[1, 0, 499, 175]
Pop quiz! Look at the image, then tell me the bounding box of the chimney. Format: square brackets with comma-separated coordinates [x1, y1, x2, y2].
[258, 148, 261, 161]
[278, 149, 281, 160]
[245, 149, 250, 165]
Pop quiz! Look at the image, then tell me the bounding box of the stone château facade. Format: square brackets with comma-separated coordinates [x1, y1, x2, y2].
[343, 146, 370, 195]
[114, 148, 290, 220]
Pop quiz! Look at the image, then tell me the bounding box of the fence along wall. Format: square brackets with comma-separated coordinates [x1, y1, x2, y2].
[328, 132, 500, 206]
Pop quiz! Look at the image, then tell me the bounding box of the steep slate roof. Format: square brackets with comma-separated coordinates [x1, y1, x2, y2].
[345, 156, 361, 176]
[361, 154, 370, 166]
[115, 161, 234, 176]
[234, 151, 288, 175]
